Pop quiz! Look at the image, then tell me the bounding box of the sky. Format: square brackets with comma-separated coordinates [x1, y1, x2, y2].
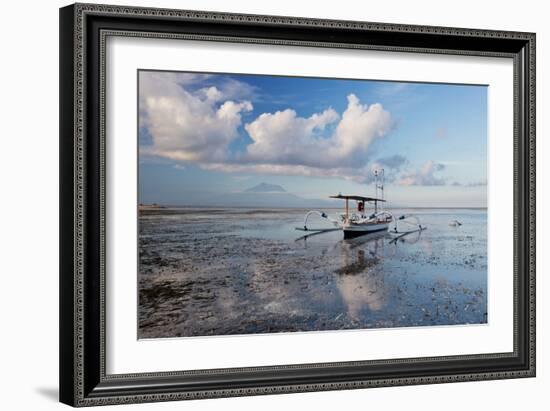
[138, 70, 487, 208]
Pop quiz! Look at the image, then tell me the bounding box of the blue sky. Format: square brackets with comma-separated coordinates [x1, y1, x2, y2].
[138, 70, 487, 207]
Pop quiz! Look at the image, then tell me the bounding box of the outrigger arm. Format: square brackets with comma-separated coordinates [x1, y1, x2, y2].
[296, 210, 340, 232]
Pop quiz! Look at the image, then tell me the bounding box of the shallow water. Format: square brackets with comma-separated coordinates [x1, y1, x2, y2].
[138, 207, 487, 338]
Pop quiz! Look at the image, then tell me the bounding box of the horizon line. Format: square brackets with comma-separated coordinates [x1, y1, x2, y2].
[139, 203, 488, 210]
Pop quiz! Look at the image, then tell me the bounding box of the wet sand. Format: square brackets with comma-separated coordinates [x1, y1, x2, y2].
[138, 208, 487, 338]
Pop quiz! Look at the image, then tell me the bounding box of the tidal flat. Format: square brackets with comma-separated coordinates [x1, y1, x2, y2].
[138, 208, 487, 338]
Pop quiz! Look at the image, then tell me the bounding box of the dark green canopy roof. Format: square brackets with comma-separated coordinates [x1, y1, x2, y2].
[329, 194, 386, 202]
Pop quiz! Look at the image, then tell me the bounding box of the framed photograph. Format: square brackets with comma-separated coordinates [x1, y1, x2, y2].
[59, 3, 535, 407]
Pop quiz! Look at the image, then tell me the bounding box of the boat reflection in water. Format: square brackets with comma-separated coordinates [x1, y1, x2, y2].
[333, 228, 426, 322]
[334, 231, 389, 320]
[295, 227, 428, 325]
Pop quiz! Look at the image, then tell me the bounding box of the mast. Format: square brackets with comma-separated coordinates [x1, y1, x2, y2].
[374, 170, 378, 199]
[345, 198, 349, 223]
[373, 168, 385, 213]
[379, 169, 385, 211]
[374, 170, 378, 213]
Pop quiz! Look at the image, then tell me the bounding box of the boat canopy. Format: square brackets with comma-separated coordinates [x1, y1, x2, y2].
[329, 194, 386, 202]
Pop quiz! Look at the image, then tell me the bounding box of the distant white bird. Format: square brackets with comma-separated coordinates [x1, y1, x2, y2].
[449, 220, 462, 227]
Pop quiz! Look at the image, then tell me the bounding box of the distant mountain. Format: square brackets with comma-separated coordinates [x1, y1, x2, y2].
[151, 183, 338, 208]
[155, 184, 335, 208]
[245, 183, 286, 193]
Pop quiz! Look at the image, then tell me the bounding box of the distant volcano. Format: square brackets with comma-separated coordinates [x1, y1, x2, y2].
[245, 183, 286, 193]
[156, 182, 334, 208]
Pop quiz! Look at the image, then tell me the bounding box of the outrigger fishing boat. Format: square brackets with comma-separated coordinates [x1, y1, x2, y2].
[296, 169, 426, 240]
[328, 194, 392, 239]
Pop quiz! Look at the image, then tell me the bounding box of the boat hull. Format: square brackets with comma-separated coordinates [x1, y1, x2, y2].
[343, 222, 390, 239]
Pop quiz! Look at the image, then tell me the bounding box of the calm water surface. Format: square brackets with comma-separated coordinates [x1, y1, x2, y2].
[138, 207, 487, 338]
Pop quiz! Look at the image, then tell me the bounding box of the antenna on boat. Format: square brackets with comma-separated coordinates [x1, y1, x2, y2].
[373, 168, 385, 213]
[374, 170, 378, 199]
[374, 170, 378, 213]
[379, 169, 385, 210]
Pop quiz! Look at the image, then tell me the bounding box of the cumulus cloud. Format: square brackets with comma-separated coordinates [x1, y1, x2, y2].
[139, 73, 459, 187]
[218, 77, 259, 101]
[197, 86, 224, 103]
[139, 71, 253, 163]
[202, 94, 394, 182]
[398, 161, 446, 186]
[242, 94, 392, 170]
[140, 76, 395, 183]
[139, 75, 459, 187]
[243, 108, 339, 166]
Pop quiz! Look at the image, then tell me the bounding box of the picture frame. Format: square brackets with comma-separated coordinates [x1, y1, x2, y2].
[59, 2, 535, 407]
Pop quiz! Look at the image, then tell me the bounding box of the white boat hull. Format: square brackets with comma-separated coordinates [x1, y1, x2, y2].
[343, 222, 390, 239]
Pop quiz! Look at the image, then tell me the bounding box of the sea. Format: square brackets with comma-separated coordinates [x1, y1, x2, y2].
[138, 207, 487, 338]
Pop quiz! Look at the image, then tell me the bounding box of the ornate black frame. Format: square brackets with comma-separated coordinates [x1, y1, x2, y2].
[59, 3, 536, 407]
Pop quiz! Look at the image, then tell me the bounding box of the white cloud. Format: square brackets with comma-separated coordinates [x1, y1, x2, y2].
[139, 71, 252, 163]
[397, 161, 446, 186]
[243, 107, 340, 167]
[333, 95, 392, 163]
[197, 77, 258, 103]
[140, 77, 395, 183]
[140, 74, 447, 186]
[198, 86, 224, 103]
[201, 94, 395, 182]
[138, 73, 478, 192]
[374, 82, 410, 98]
[218, 77, 259, 101]
[243, 94, 392, 169]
